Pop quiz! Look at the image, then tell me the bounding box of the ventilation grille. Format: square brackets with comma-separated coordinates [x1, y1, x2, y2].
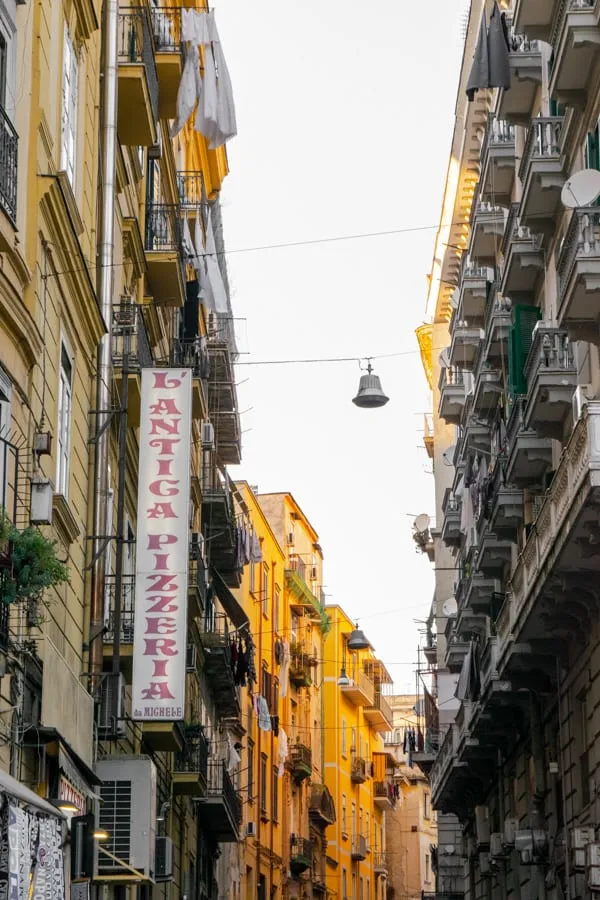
[99, 779, 132, 869]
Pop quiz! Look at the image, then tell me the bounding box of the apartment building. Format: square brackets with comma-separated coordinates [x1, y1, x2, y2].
[420, 2, 600, 900]
[322, 605, 394, 900]
[0, 1, 248, 899]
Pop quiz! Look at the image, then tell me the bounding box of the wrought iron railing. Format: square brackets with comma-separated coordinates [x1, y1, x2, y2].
[351, 835, 368, 858]
[351, 755, 370, 782]
[206, 760, 241, 825]
[171, 337, 211, 378]
[373, 851, 389, 872]
[145, 202, 182, 252]
[103, 574, 136, 643]
[118, 8, 159, 121]
[177, 172, 205, 210]
[150, 6, 182, 52]
[0, 106, 18, 225]
[175, 725, 209, 780]
[112, 302, 154, 370]
[367, 690, 393, 725]
[290, 836, 313, 861]
[290, 741, 312, 771]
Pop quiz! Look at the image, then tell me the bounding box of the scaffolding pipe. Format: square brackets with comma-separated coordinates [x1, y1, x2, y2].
[90, 0, 119, 692]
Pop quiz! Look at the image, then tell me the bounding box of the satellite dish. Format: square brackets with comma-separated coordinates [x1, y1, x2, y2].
[561, 169, 600, 209]
[442, 597, 457, 616]
[413, 513, 431, 534]
[439, 348, 451, 368]
[442, 445, 456, 466]
[450, 289, 459, 309]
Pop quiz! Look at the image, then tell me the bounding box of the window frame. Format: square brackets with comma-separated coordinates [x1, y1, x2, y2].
[260, 752, 268, 816]
[56, 340, 73, 498]
[271, 765, 278, 822]
[60, 23, 78, 187]
[262, 563, 269, 617]
[341, 719, 347, 757]
[247, 739, 254, 805]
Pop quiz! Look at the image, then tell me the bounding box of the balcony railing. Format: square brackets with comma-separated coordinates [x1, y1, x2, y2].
[103, 574, 136, 644]
[290, 837, 313, 874]
[439, 366, 464, 390]
[289, 741, 312, 781]
[0, 106, 18, 225]
[557, 209, 600, 303]
[373, 851, 389, 873]
[150, 6, 182, 51]
[170, 337, 211, 378]
[519, 116, 563, 184]
[177, 171, 205, 211]
[351, 834, 368, 860]
[145, 202, 182, 253]
[524, 325, 574, 384]
[175, 725, 209, 781]
[351, 755, 370, 783]
[205, 759, 241, 823]
[374, 780, 396, 805]
[112, 302, 154, 370]
[118, 8, 159, 121]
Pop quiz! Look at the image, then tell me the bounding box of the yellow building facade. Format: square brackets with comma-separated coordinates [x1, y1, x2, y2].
[323, 606, 395, 900]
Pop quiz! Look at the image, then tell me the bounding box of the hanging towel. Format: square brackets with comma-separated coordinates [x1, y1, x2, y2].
[195, 40, 219, 142]
[227, 734, 241, 774]
[277, 727, 288, 776]
[250, 530, 263, 563]
[279, 639, 291, 699]
[207, 11, 237, 148]
[257, 695, 272, 732]
[204, 207, 229, 314]
[171, 46, 200, 138]
[182, 217, 196, 264]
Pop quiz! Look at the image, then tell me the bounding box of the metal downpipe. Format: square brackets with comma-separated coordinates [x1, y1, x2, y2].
[90, 0, 118, 691]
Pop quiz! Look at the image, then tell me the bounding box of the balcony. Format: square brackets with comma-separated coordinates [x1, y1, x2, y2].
[197, 610, 239, 717]
[351, 754, 370, 784]
[102, 574, 135, 679]
[289, 642, 318, 688]
[456, 264, 490, 324]
[207, 321, 241, 466]
[339, 666, 375, 707]
[449, 324, 484, 371]
[177, 171, 205, 216]
[549, 1, 600, 106]
[173, 725, 209, 795]
[373, 781, 395, 810]
[424, 412, 434, 459]
[171, 336, 210, 419]
[557, 209, 600, 342]
[501, 206, 544, 299]
[188, 543, 207, 620]
[438, 367, 466, 425]
[373, 852, 389, 875]
[289, 742, 312, 782]
[465, 572, 502, 614]
[197, 761, 241, 842]
[523, 325, 577, 439]
[286, 557, 328, 630]
[201, 468, 237, 582]
[0, 106, 18, 227]
[143, 719, 184, 754]
[497, 33, 543, 125]
[150, 7, 183, 118]
[309, 784, 336, 828]
[476, 525, 513, 575]
[490, 479, 524, 537]
[479, 118, 516, 206]
[144, 202, 186, 306]
[505, 396, 553, 485]
[445, 636, 470, 673]
[472, 365, 503, 422]
[483, 288, 512, 363]
[501, 402, 600, 662]
[111, 302, 154, 426]
[364, 691, 393, 733]
[512, 0, 561, 40]
[290, 837, 313, 875]
[518, 118, 565, 232]
[441, 489, 461, 549]
[469, 202, 506, 264]
[351, 835, 368, 861]
[117, 8, 158, 146]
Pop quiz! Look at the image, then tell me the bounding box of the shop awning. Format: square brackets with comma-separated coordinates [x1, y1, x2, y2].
[0, 767, 64, 818]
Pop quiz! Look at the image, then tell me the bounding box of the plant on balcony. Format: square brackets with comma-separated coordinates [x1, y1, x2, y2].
[0, 515, 69, 605]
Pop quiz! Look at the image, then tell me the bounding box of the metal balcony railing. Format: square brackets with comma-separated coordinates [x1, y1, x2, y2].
[374, 780, 394, 803]
[351, 755, 370, 782]
[112, 302, 154, 370]
[103, 574, 136, 644]
[290, 836, 313, 862]
[0, 105, 18, 225]
[373, 851, 389, 872]
[145, 202, 182, 253]
[351, 835, 368, 859]
[171, 337, 211, 378]
[368, 690, 393, 724]
[118, 8, 159, 121]
[175, 725, 209, 780]
[150, 6, 182, 51]
[206, 760, 241, 824]
[177, 171, 205, 210]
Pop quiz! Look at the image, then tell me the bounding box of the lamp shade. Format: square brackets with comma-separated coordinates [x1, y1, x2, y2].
[347, 627, 370, 651]
[352, 364, 389, 409]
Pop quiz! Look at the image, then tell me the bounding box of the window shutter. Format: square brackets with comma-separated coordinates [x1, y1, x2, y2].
[508, 305, 541, 395]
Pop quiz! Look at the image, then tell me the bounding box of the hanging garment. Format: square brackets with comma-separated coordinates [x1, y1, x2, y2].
[182, 216, 196, 264]
[274, 640, 283, 667]
[247, 636, 257, 687]
[171, 46, 200, 138]
[417, 728, 424, 752]
[250, 529, 263, 563]
[257, 695, 272, 732]
[226, 734, 241, 774]
[207, 11, 237, 148]
[466, 11, 489, 101]
[243, 527, 251, 565]
[181, 8, 197, 42]
[277, 727, 288, 776]
[488, 3, 511, 92]
[279, 639, 290, 699]
[204, 207, 229, 314]
[195, 40, 219, 142]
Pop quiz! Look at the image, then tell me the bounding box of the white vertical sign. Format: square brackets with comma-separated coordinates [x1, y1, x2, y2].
[132, 369, 192, 720]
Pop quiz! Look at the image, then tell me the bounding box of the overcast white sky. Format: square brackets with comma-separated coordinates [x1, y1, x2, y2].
[218, 0, 467, 691]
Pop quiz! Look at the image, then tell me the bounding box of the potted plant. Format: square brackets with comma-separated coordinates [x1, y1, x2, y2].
[0, 515, 69, 605]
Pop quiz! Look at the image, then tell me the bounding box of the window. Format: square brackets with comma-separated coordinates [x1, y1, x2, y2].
[351, 802, 356, 836]
[341, 720, 347, 756]
[247, 740, 254, 804]
[272, 766, 278, 821]
[0, 34, 6, 110]
[291, 614, 298, 644]
[579, 691, 590, 808]
[274, 586, 280, 634]
[351, 873, 356, 900]
[359, 807, 363, 836]
[424, 791, 431, 819]
[425, 853, 431, 882]
[262, 564, 269, 617]
[359, 877, 363, 900]
[56, 342, 73, 497]
[249, 561, 256, 593]
[60, 25, 78, 186]
[351, 728, 356, 752]
[365, 812, 369, 844]
[341, 794, 347, 836]
[260, 753, 268, 814]
[0, 366, 12, 511]
[366, 881, 370, 900]
[342, 869, 347, 900]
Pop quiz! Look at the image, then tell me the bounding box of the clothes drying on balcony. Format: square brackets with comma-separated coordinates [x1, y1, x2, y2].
[257, 695, 272, 731]
[277, 727, 289, 776]
[279, 639, 291, 699]
[455, 640, 481, 702]
[226, 734, 241, 774]
[467, 2, 510, 102]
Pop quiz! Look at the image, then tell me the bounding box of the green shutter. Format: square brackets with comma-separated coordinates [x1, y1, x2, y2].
[507, 305, 541, 396]
[586, 127, 600, 172]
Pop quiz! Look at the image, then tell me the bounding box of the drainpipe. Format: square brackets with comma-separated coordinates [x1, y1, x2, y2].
[89, 0, 118, 690]
[530, 692, 547, 900]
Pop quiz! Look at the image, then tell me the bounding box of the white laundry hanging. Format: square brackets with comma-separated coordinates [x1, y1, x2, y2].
[182, 216, 196, 264]
[205, 207, 229, 314]
[193, 210, 215, 310]
[171, 46, 200, 138]
[277, 727, 289, 777]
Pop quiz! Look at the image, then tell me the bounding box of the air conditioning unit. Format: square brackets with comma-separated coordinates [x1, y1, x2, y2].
[586, 842, 600, 888]
[573, 385, 593, 426]
[573, 826, 596, 869]
[96, 756, 157, 878]
[186, 644, 197, 672]
[475, 805, 490, 846]
[98, 672, 126, 738]
[490, 833, 504, 859]
[479, 851, 491, 875]
[201, 421, 215, 449]
[245, 822, 256, 837]
[155, 836, 174, 881]
[503, 817, 518, 847]
[515, 829, 548, 865]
